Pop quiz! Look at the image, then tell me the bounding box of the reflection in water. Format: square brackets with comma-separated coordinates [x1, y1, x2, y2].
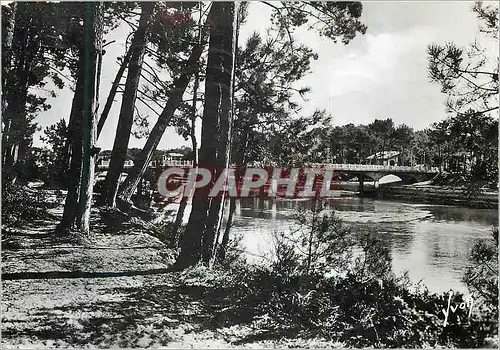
[426, 205, 498, 226]
[228, 197, 498, 295]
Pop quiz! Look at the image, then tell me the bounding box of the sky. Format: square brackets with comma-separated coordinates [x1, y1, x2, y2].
[32, 1, 499, 151]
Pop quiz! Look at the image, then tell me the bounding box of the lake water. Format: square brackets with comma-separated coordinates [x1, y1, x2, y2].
[227, 197, 498, 295]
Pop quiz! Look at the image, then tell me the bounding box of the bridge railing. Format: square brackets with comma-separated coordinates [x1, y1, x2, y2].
[164, 160, 194, 167]
[309, 163, 439, 173]
[96, 160, 437, 174]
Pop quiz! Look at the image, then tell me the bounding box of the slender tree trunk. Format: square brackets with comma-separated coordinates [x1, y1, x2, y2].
[57, 2, 103, 235]
[175, 2, 238, 270]
[306, 220, 314, 274]
[104, 3, 155, 207]
[2, 2, 16, 116]
[62, 47, 132, 185]
[189, 1, 202, 165]
[438, 144, 442, 172]
[216, 196, 236, 263]
[1, 3, 16, 180]
[2, 2, 31, 174]
[172, 3, 203, 241]
[60, 102, 76, 188]
[216, 127, 246, 264]
[2, 3, 46, 182]
[117, 42, 205, 206]
[172, 70, 202, 236]
[97, 46, 133, 138]
[58, 66, 85, 231]
[79, 2, 104, 235]
[216, 162, 244, 264]
[381, 137, 386, 165]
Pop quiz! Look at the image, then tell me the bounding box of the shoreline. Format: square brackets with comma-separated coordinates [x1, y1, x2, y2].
[376, 184, 498, 209]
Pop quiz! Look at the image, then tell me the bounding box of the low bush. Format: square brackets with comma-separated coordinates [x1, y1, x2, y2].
[2, 182, 51, 229]
[463, 227, 499, 310]
[223, 262, 497, 347]
[218, 201, 498, 348]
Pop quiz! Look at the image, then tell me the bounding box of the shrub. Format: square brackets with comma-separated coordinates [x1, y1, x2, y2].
[143, 209, 178, 248]
[2, 182, 50, 229]
[272, 198, 355, 276]
[463, 227, 499, 309]
[221, 202, 498, 347]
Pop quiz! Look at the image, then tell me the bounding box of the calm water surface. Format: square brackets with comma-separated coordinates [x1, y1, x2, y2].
[227, 197, 498, 295]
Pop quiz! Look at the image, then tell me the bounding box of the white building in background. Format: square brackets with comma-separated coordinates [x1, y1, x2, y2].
[366, 151, 400, 166]
[150, 152, 193, 167]
[97, 156, 134, 168]
[162, 152, 185, 164]
[97, 151, 194, 169]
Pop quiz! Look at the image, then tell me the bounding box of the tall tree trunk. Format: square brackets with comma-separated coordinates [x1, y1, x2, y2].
[79, 2, 104, 234]
[171, 2, 203, 239]
[58, 70, 85, 231]
[57, 2, 103, 235]
[2, 2, 17, 115]
[2, 2, 31, 175]
[175, 2, 238, 270]
[117, 42, 205, 206]
[1, 3, 16, 182]
[205, 5, 240, 265]
[104, 2, 155, 207]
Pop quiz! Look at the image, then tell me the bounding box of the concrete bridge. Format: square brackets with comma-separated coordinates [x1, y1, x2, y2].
[307, 163, 440, 196]
[96, 161, 440, 197]
[308, 163, 439, 180]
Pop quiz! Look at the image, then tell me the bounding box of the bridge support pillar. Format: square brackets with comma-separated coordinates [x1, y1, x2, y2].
[253, 197, 259, 210]
[271, 199, 277, 219]
[235, 199, 241, 215]
[358, 174, 364, 198]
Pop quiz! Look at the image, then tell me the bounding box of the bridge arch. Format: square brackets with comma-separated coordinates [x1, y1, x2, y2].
[378, 174, 403, 185]
[382, 173, 424, 185]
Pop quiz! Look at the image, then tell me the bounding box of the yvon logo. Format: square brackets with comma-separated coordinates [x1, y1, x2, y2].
[441, 291, 475, 327]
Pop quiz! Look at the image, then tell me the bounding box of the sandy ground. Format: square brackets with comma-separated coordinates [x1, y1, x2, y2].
[1, 203, 342, 348]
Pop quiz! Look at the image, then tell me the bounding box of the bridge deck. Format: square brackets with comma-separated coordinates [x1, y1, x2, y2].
[96, 162, 439, 174]
[308, 163, 439, 173]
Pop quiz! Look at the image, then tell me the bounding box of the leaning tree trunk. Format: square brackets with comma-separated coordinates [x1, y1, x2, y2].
[104, 2, 155, 207]
[175, 2, 238, 270]
[60, 46, 132, 186]
[57, 2, 104, 235]
[117, 42, 205, 206]
[171, 70, 201, 239]
[97, 46, 133, 138]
